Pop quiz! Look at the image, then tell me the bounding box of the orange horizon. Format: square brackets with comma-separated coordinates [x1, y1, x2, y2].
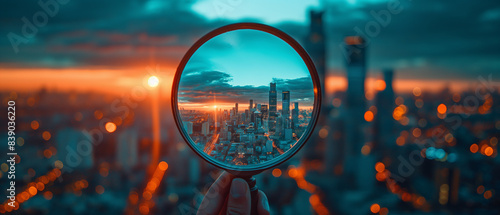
[0, 67, 482, 97]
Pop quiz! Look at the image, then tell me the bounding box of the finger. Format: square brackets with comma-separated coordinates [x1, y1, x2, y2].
[197, 172, 234, 215]
[226, 178, 251, 215]
[257, 191, 270, 215]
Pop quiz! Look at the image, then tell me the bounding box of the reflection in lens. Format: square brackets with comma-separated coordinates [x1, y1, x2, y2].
[177, 29, 314, 167]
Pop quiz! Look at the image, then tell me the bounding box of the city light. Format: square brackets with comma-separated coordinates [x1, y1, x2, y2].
[375, 80, 386, 91]
[375, 162, 385, 172]
[42, 131, 51, 141]
[148, 76, 159, 88]
[272, 168, 282, 177]
[437, 104, 447, 114]
[470, 144, 479, 153]
[105, 122, 117, 133]
[370, 203, 380, 213]
[364, 110, 374, 122]
[31, 120, 39, 130]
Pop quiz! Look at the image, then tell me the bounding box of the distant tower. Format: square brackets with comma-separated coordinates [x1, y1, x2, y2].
[344, 36, 366, 108]
[282, 91, 290, 129]
[303, 10, 327, 160]
[292, 102, 299, 129]
[305, 10, 326, 92]
[261, 105, 268, 120]
[201, 121, 210, 136]
[235, 103, 238, 114]
[269, 83, 277, 133]
[342, 36, 369, 190]
[249, 99, 253, 111]
[374, 69, 395, 150]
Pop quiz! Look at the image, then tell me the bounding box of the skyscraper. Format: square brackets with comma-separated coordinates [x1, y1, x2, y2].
[344, 36, 366, 108]
[269, 82, 277, 133]
[303, 10, 326, 161]
[261, 105, 268, 120]
[282, 91, 290, 129]
[201, 121, 210, 136]
[292, 102, 299, 129]
[235, 103, 238, 114]
[182, 121, 193, 135]
[342, 36, 369, 190]
[249, 99, 253, 111]
[374, 69, 395, 150]
[305, 10, 325, 93]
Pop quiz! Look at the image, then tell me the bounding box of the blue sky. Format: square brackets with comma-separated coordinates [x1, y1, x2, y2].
[184, 29, 311, 87]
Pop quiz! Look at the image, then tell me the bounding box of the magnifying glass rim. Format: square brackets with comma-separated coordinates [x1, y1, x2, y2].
[172, 22, 322, 176]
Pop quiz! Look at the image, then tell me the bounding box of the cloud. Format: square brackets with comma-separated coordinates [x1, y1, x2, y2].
[177, 70, 314, 107]
[0, 0, 499, 82]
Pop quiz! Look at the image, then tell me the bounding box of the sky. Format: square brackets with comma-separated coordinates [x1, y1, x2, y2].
[178, 28, 315, 109]
[0, 0, 499, 94]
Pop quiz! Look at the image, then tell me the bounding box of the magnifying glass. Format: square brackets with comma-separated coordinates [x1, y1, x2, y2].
[171, 23, 321, 214]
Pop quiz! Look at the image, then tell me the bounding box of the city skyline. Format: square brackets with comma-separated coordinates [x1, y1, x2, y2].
[178, 81, 314, 166]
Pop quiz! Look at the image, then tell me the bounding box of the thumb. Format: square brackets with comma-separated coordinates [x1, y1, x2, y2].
[226, 178, 251, 215]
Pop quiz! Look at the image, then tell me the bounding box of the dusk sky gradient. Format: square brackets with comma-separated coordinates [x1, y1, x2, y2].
[1, 0, 499, 94]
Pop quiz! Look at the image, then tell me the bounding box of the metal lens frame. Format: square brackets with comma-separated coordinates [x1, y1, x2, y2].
[172, 23, 322, 176]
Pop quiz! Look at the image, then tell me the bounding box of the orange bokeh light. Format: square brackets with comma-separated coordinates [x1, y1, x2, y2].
[159, 161, 169, 171]
[364, 111, 374, 122]
[375, 80, 386, 91]
[370, 203, 380, 213]
[42, 131, 51, 141]
[43, 191, 53, 200]
[28, 186, 38, 196]
[484, 147, 494, 156]
[375, 162, 385, 172]
[95, 185, 105, 194]
[484, 190, 492, 199]
[272, 168, 282, 177]
[31, 120, 39, 130]
[412, 128, 421, 137]
[470, 144, 479, 153]
[437, 104, 447, 114]
[105, 122, 117, 133]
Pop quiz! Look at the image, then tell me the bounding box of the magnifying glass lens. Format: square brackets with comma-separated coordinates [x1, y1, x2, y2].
[174, 24, 320, 173]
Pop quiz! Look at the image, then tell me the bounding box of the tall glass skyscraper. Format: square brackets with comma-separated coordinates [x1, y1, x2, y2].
[292, 102, 299, 129]
[282, 91, 290, 129]
[269, 82, 277, 133]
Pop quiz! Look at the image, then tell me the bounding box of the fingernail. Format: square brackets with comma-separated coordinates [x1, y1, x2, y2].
[230, 178, 247, 199]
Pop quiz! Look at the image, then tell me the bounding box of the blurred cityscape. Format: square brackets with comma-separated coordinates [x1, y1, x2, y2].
[1, 1, 500, 215]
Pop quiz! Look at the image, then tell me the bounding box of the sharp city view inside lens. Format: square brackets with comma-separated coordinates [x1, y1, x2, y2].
[177, 29, 315, 167]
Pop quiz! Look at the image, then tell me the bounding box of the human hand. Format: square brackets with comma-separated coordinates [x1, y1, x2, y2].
[196, 172, 271, 215]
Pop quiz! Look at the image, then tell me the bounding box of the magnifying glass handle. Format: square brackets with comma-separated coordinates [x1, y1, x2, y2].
[241, 176, 259, 215]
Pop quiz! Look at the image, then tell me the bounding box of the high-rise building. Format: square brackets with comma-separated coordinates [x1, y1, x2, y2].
[201, 121, 210, 136]
[235, 103, 238, 114]
[374, 69, 395, 150]
[303, 10, 326, 161]
[282, 91, 290, 129]
[342, 36, 370, 190]
[344, 36, 366, 108]
[305, 10, 325, 93]
[292, 102, 299, 129]
[183, 121, 193, 135]
[261, 105, 268, 119]
[269, 83, 277, 133]
[249, 99, 253, 111]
